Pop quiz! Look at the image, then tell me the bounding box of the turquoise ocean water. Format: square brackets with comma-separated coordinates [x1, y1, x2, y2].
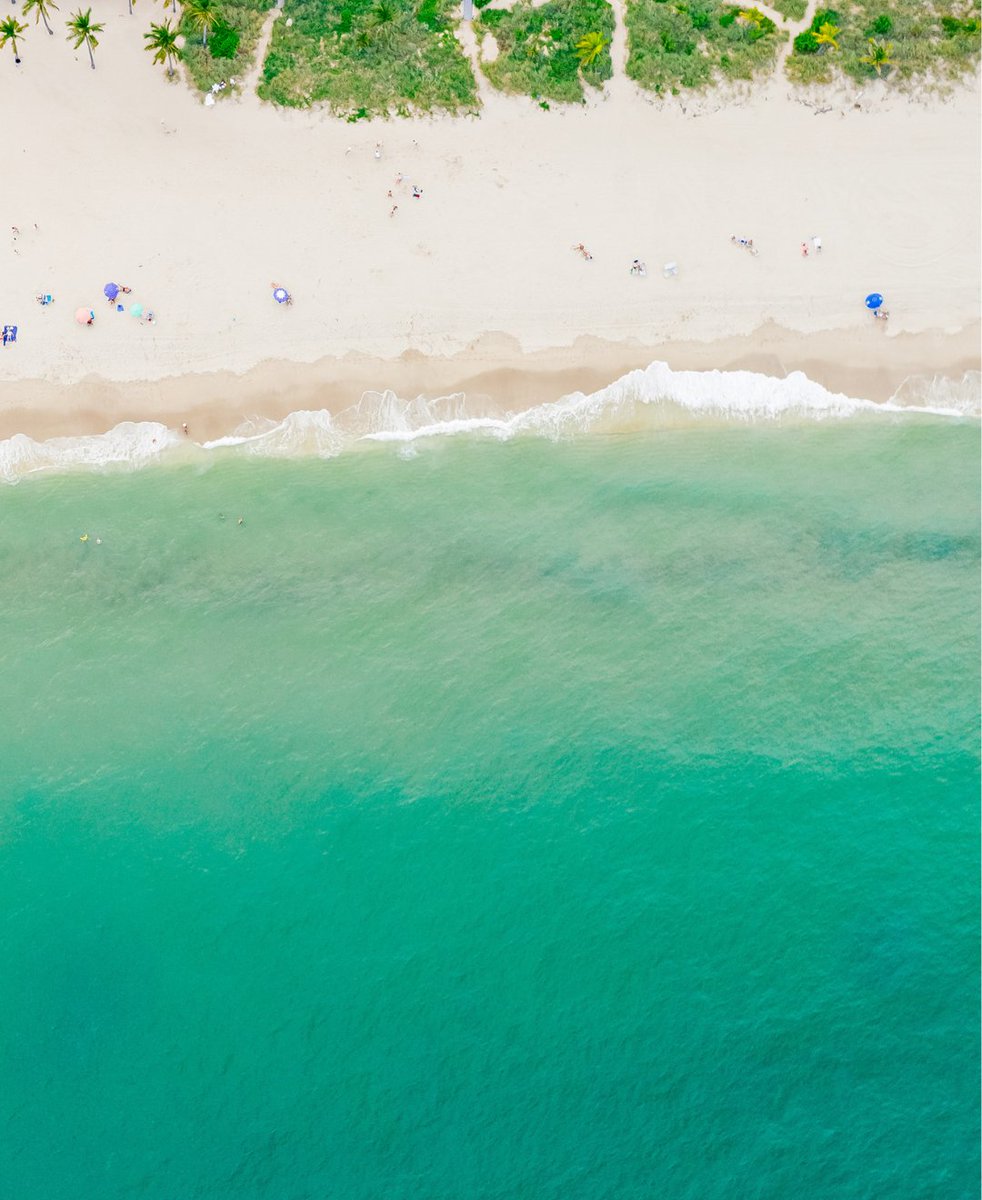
[1, 388, 979, 1197]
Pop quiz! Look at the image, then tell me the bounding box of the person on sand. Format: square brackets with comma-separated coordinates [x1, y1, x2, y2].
[412, 186, 422, 199]
[182, 422, 189, 436]
[390, 205, 398, 218]
[800, 242, 809, 257]
[374, 142, 382, 160]
[573, 243, 593, 261]
[811, 235, 823, 253]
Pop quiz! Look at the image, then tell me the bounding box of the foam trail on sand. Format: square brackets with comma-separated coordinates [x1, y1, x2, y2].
[1, 365, 978, 483]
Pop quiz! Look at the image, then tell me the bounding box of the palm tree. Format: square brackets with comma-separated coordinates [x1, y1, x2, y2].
[144, 18, 180, 76]
[861, 37, 894, 75]
[0, 14, 26, 61]
[183, 0, 222, 48]
[737, 7, 764, 29]
[23, 0, 58, 36]
[66, 7, 103, 68]
[813, 21, 840, 50]
[575, 30, 608, 68]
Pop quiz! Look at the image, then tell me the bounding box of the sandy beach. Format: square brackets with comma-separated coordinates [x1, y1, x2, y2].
[1, 11, 979, 440]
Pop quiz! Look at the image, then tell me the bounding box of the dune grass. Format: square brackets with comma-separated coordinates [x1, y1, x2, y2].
[769, 0, 807, 19]
[257, 0, 478, 114]
[179, 0, 275, 96]
[625, 0, 786, 93]
[786, 0, 982, 85]
[476, 0, 614, 103]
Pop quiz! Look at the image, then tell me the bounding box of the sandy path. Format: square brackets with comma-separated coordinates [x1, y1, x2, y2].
[240, 5, 282, 98]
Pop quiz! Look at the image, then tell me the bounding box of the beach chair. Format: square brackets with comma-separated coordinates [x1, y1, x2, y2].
[663, 262, 679, 278]
[2, 325, 17, 345]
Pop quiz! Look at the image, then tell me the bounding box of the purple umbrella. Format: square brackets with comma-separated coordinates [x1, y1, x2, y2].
[104, 282, 119, 300]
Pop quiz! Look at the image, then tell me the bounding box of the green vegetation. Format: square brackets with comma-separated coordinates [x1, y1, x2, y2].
[0, 14, 27, 61]
[625, 0, 784, 93]
[257, 0, 478, 115]
[65, 6, 103, 68]
[476, 0, 614, 102]
[787, 0, 982, 84]
[575, 28, 609, 66]
[144, 18, 182, 76]
[768, 0, 806, 19]
[180, 0, 274, 95]
[23, 0, 58, 36]
[183, 0, 225, 47]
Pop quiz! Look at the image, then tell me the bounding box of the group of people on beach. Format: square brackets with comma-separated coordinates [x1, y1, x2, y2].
[373, 142, 426, 219]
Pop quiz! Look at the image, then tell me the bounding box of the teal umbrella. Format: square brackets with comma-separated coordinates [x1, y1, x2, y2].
[130, 303, 144, 318]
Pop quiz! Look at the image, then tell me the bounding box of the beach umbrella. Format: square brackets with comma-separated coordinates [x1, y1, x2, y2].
[865, 292, 883, 310]
[130, 303, 144, 318]
[104, 282, 119, 300]
[272, 287, 290, 304]
[75, 307, 94, 326]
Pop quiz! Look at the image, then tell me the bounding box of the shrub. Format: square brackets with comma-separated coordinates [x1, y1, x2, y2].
[941, 14, 979, 34]
[209, 22, 241, 58]
[718, 7, 737, 25]
[810, 8, 838, 30]
[691, 8, 710, 27]
[866, 13, 892, 36]
[794, 28, 818, 52]
[416, 0, 445, 29]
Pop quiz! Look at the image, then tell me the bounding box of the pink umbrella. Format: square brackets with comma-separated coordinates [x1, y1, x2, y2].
[75, 307, 94, 326]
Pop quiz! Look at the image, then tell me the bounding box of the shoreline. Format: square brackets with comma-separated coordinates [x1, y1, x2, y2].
[2, 14, 979, 445]
[1, 322, 979, 444]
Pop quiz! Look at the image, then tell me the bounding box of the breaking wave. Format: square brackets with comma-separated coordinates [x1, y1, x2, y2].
[2, 362, 978, 483]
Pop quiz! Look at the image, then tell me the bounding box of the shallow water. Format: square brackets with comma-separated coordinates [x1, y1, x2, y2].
[1, 415, 978, 1198]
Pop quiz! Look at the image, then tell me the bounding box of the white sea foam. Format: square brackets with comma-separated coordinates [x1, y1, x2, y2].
[1, 365, 977, 483]
[0, 421, 177, 484]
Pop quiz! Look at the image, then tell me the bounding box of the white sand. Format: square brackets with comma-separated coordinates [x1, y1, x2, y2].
[0, 11, 979, 403]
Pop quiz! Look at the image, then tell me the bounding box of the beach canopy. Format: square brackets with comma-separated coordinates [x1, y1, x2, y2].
[104, 282, 119, 300]
[273, 287, 290, 304]
[865, 292, 883, 310]
[75, 307, 93, 325]
[130, 303, 144, 318]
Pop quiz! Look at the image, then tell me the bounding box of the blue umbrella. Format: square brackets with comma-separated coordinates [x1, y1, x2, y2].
[865, 292, 883, 310]
[272, 287, 290, 304]
[104, 282, 119, 300]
